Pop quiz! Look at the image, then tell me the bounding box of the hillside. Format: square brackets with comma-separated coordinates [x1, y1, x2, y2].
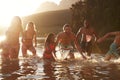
[22, 9, 72, 36]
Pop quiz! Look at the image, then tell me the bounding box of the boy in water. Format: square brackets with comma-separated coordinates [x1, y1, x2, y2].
[97, 31, 120, 61]
[22, 22, 37, 57]
[76, 20, 98, 57]
[56, 24, 86, 59]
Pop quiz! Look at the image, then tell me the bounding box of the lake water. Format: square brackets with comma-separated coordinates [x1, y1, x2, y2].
[0, 36, 120, 80]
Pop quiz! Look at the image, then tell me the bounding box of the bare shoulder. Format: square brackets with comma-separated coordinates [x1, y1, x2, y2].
[70, 32, 76, 39]
[77, 27, 84, 33]
[57, 32, 64, 35]
[80, 27, 84, 30]
[56, 32, 64, 38]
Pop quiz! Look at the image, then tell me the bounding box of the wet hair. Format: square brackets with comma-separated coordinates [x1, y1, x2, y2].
[63, 24, 70, 31]
[9, 16, 22, 30]
[25, 22, 36, 31]
[45, 33, 55, 43]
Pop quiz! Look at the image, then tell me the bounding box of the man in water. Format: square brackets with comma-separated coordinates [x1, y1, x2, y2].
[97, 31, 120, 61]
[56, 24, 86, 59]
[76, 19, 98, 57]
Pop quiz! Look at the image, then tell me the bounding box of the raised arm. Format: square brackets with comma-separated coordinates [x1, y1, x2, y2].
[97, 31, 119, 43]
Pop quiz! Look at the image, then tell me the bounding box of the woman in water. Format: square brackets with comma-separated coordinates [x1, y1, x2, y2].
[43, 33, 56, 61]
[22, 22, 37, 57]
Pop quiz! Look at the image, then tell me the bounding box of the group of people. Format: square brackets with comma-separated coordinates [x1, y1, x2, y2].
[0, 16, 119, 62]
[0, 16, 37, 61]
[43, 19, 120, 61]
[43, 19, 97, 61]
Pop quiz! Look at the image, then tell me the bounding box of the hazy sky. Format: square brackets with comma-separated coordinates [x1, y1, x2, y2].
[36, 0, 79, 13]
[0, 0, 61, 27]
[0, 0, 79, 27]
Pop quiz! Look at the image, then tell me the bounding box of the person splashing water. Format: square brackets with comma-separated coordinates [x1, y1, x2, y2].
[76, 19, 98, 57]
[56, 24, 86, 60]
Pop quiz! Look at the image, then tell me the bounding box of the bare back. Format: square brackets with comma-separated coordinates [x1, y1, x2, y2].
[6, 27, 23, 45]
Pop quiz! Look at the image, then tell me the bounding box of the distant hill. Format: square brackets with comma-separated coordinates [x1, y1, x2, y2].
[22, 9, 72, 36]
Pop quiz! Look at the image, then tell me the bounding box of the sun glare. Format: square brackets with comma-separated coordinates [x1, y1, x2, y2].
[0, 0, 61, 28]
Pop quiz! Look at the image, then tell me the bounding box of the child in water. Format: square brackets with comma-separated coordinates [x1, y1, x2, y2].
[22, 22, 37, 57]
[43, 33, 56, 61]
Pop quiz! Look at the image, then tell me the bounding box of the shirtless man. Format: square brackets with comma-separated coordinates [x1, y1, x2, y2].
[97, 31, 120, 61]
[56, 24, 86, 59]
[76, 20, 98, 57]
[22, 22, 37, 57]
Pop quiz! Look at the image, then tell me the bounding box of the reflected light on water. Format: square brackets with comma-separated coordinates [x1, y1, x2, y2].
[112, 58, 120, 63]
[0, 36, 6, 60]
[54, 48, 70, 61]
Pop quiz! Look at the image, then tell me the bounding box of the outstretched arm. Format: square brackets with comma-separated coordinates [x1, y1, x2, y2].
[97, 32, 119, 43]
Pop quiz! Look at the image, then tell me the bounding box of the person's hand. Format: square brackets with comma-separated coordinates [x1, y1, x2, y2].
[82, 55, 87, 59]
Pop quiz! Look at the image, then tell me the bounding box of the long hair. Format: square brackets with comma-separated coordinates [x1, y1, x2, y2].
[25, 22, 36, 31]
[45, 33, 55, 44]
[9, 16, 22, 31]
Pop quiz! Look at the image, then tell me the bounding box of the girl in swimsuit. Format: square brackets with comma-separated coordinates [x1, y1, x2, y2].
[43, 33, 56, 61]
[22, 22, 37, 57]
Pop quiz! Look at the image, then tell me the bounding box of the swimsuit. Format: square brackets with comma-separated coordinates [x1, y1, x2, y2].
[106, 43, 119, 58]
[80, 41, 92, 52]
[43, 43, 55, 60]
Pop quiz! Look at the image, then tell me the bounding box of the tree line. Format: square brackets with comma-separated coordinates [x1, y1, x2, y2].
[70, 0, 120, 35]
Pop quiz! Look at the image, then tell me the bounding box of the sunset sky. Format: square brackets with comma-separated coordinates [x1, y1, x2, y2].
[0, 0, 61, 27]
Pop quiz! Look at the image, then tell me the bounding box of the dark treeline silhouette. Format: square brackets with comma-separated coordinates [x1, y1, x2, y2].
[70, 0, 120, 53]
[71, 0, 120, 35]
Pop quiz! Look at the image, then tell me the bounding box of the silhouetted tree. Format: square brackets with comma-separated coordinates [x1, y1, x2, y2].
[70, 0, 120, 34]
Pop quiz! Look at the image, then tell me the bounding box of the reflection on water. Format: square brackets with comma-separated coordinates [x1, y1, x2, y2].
[0, 59, 20, 80]
[0, 37, 120, 80]
[0, 53, 120, 80]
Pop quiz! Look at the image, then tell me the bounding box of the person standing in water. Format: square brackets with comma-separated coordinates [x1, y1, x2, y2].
[43, 33, 56, 61]
[97, 31, 120, 61]
[1, 16, 23, 60]
[76, 19, 98, 57]
[56, 24, 86, 59]
[22, 22, 37, 57]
